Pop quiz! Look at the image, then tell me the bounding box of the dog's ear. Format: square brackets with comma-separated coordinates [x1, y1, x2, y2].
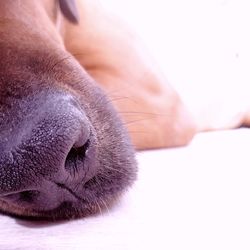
[58, 0, 79, 24]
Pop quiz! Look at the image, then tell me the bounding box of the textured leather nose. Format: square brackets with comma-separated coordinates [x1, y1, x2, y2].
[0, 93, 97, 210]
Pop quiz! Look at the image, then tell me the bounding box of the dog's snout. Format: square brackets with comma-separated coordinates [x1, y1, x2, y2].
[0, 93, 98, 211]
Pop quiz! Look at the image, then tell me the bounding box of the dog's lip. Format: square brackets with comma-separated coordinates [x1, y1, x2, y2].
[0, 179, 96, 218]
[0, 181, 80, 212]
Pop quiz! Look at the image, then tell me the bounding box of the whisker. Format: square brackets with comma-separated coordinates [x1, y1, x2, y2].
[123, 117, 160, 126]
[104, 165, 128, 175]
[107, 93, 139, 104]
[94, 91, 139, 108]
[72, 170, 89, 191]
[98, 96, 136, 107]
[98, 197, 110, 215]
[95, 199, 103, 216]
[118, 111, 173, 118]
[48, 55, 73, 72]
[93, 175, 103, 191]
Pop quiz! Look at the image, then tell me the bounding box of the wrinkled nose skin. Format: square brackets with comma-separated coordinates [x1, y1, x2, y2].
[0, 93, 98, 211]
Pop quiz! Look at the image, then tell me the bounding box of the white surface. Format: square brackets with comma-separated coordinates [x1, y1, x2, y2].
[1, 129, 250, 250]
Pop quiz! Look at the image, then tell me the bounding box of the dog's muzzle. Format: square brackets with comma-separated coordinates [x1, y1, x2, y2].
[0, 92, 98, 211]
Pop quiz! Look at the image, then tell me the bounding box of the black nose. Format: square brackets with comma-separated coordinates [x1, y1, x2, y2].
[0, 93, 97, 211]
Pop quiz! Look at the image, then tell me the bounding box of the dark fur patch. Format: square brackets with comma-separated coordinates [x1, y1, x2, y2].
[58, 0, 79, 23]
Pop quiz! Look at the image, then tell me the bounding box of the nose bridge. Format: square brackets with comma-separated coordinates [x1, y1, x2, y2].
[0, 92, 90, 195]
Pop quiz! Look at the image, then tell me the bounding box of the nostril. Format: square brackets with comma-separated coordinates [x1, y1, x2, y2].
[65, 139, 91, 173]
[2, 190, 40, 204]
[18, 190, 39, 203]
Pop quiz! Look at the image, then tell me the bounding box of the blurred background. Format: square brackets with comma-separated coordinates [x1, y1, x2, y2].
[100, 0, 250, 128]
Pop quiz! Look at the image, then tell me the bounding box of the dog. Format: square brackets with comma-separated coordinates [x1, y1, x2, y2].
[1, 0, 249, 220]
[0, 0, 139, 220]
